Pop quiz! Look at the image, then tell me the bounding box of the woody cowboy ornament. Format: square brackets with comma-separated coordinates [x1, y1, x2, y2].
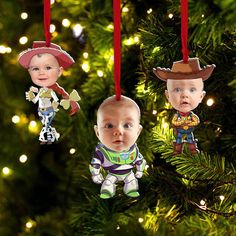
[18, 41, 80, 144]
[153, 58, 215, 154]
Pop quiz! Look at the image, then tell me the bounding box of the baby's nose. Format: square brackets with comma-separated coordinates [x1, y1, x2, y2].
[113, 126, 123, 136]
[181, 90, 189, 98]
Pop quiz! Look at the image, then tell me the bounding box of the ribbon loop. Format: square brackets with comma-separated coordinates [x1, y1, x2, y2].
[113, 0, 121, 100]
[44, 0, 51, 47]
[181, 0, 189, 62]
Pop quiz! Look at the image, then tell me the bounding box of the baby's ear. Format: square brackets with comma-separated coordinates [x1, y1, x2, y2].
[138, 124, 143, 135]
[201, 90, 206, 101]
[58, 67, 63, 77]
[94, 125, 99, 137]
[165, 90, 169, 100]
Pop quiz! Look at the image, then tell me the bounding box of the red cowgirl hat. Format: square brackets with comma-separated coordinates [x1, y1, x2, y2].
[18, 41, 75, 69]
[153, 57, 215, 81]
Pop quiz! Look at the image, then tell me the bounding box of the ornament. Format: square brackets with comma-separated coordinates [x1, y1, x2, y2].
[18, 41, 80, 144]
[89, 95, 146, 199]
[153, 58, 215, 154]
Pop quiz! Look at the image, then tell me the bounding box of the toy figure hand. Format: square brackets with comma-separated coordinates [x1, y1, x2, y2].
[25, 91, 35, 101]
[29, 86, 38, 93]
[92, 174, 104, 184]
[52, 101, 59, 112]
[135, 171, 143, 179]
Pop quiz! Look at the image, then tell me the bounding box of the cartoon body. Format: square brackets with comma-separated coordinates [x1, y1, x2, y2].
[90, 143, 146, 198]
[26, 86, 60, 143]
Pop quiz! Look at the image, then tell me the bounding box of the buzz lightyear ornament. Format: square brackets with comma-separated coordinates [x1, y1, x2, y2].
[18, 41, 80, 144]
[153, 58, 215, 154]
[89, 95, 146, 199]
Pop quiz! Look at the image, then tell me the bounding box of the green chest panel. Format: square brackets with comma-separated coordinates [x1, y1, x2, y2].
[99, 147, 137, 164]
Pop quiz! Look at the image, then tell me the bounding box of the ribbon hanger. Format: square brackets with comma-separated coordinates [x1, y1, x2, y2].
[113, 0, 122, 100]
[44, 0, 51, 47]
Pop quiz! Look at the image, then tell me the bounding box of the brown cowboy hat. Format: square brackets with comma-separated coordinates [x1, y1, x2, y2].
[153, 57, 215, 81]
[18, 41, 75, 69]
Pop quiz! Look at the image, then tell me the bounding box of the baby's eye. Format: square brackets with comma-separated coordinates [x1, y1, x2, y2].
[174, 87, 182, 92]
[190, 87, 196, 92]
[104, 123, 113, 129]
[45, 66, 52, 70]
[31, 67, 39, 71]
[123, 123, 133, 129]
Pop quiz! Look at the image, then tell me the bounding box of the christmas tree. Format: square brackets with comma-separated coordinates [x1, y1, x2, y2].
[0, 0, 235, 235]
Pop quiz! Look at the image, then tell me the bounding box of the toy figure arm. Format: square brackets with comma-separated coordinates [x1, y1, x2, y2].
[172, 114, 185, 126]
[25, 91, 35, 101]
[89, 153, 104, 184]
[25, 88, 39, 104]
[51, 91, 59, 111]
[187, 114, 200, 127]
[135, 153, 146, 179]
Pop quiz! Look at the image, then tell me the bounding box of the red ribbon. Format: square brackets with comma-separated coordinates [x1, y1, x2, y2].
[44, 0, 51, 47]
[181, 0, 189, 62]
[113, 0, 121, 101]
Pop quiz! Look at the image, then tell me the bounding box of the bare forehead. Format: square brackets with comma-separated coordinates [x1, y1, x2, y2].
[30, 53, 59, 64]
[167, 79, 204, 88]
[97, 96, 141, 117]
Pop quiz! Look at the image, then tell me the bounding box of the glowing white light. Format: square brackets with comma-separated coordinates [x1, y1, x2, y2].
[122, 7, 129, 13]
[21, 12, 28, 20]
[83, 52, 89, 59]
[50, 0, 55, 4]
[62, 18, 71, 27]
[163, 122, 169, 129]
[28, 120, 39, 133]
[72, 23, 83, 38]
[69, 148, 76, 154]
[0, 45, 6, 54]
[97, 70, 104, 77]
[116, 225, 120, 230]
[201, 14, 205, 18]
[2, 167, 11, 176]
[138, 218, 144, 223]
[26, 221, 33, 229]
[29, 120, 37, 128]
[12, 115, 20, 124]
[50, 24, 56, 33]
[107, 24, 113, 30]
[219, 195, 225, 201]
[134, 36, 139, 43]
[81, 62, 90, 72]
[147, 8, 153, 14]
[0, 45, 11, 54]
[5, 47, 12, 53]
[25, 219, 36, 230]
[19, 36, 28, 45]
[152, 110, 157, 115]
[168, 13, 174, 19]
[206, 98, 214, 106]
[200, 199, 206, 205]
[19, 154, 28, 163]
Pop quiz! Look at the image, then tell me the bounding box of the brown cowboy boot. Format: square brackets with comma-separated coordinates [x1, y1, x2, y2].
[173, 142, 183, 155]
[188, 142, 199, 154]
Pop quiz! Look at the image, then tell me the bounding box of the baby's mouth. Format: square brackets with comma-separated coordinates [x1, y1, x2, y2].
[38, 78, 47, 81]
[113, 140, 123, 144]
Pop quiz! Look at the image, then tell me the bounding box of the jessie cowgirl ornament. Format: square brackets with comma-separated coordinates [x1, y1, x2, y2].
[18, 41, 80, 144]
